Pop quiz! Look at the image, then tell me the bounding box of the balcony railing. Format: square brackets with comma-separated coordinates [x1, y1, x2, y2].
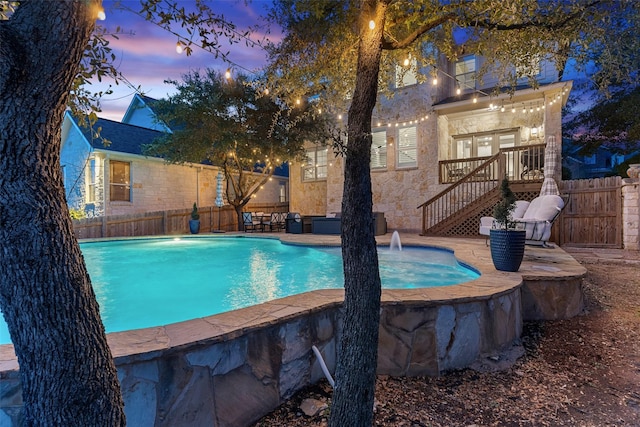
[439, 143, 546, 184]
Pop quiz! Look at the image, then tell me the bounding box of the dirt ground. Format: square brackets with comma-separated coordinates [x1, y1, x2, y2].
[255, 255, 640, 426]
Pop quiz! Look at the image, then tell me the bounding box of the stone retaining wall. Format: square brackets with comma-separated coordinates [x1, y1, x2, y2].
[0, 288, 521, 427]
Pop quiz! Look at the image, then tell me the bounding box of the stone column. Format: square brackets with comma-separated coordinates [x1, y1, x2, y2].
[622, 178, 640, 250]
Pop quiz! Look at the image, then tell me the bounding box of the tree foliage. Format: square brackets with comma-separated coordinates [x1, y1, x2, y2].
[261, 0, 639, 114]
[145, 69, 334, 227]
[564, 86, 640, 154]
[258, 1, 640, 425]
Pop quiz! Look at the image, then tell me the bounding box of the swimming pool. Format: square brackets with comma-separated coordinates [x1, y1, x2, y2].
[0, 237, 479, 344]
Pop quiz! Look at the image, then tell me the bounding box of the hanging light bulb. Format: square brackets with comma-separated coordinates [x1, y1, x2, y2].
[511, 106, 516, 113]
[225, 69, 231, 79]
[456, 86, 461, 95]
[501, 105, 505, 112]
[295, 98, 301, 105]
[264, 88, 269, 95]
[432, 76, 438, 85]
[472, 96, 477, 103]
[175, 42, 183, 54]
[97, 7, 106, 20]
[404, 57, 410, 67]
[369, 20, 375, 30]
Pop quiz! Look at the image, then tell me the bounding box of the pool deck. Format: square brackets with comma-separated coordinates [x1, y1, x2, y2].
[0, 233, 589, 427]
[0, 233, 586, 372]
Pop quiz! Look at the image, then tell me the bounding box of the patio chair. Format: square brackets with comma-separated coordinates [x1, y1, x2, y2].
[269, 212, 286, 232]
[479, 195, 565, 247]
[242, 212, 261, 232]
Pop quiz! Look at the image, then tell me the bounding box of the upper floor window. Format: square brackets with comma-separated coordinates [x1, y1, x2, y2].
[395, 57, 417, 88]
[370, 130, 387, 169]
[302, 147, 328, 181]
[110, 160, 131, 202]
[455, 56, 476, 92]
[397, 126, 417, 168]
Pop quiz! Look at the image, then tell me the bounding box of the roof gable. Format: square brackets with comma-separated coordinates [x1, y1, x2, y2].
[81, 117, 164, 156]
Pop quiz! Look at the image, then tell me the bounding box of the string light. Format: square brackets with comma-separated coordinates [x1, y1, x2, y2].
[225, 69, 231, 79]
[369, 20, 375, 30]
[97, 7, 106, 20]
[175, 42, 183, 54]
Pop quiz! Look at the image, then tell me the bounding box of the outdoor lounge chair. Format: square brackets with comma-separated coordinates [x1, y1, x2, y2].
[479, 195, 565, 247]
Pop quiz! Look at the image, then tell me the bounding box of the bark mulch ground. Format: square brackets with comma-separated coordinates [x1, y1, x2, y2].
[254, 256, 640, 426]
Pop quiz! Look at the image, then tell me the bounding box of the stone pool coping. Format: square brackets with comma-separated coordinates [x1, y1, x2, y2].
[0, 233, 586, 371]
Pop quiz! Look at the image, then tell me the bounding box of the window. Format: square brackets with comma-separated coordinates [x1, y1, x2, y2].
[86, 158, 96, 203]
[109, 160, 131, 201]
[370, 130, 387, 169]
[455, 56, 476, 91]
[302, 147, 328, 181]
[397, 126, 417, 168]
[279, 181, 287, 202]
[395, 58, 417, 88]
[452, 130, 518, 159]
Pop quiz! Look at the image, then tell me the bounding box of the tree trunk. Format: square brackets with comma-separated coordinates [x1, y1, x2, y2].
[0, 2, 125, 425]
[329, 1, 386, 426]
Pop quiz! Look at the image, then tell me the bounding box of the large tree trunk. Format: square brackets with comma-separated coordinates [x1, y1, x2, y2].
[329, 1, 386, 426]
[0, 2, 125, 425]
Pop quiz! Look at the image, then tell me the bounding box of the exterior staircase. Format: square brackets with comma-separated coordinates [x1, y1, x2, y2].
[419, 147, 545, 237]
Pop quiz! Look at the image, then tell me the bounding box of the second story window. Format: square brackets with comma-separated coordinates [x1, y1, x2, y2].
[395, 57, 417, 88]
[370, 130, 387, 169]
[455, 56, 476, 92]
[110, 160, 131, 202]
[302, 147, 328, 181]
[397, 125, 417, 168]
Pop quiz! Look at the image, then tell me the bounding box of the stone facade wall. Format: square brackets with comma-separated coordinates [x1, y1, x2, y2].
[622, 178, 640, 250]
[289, 159, 329, 216]
[289, 82, 567, 232]
[97, 155, 286, 217]
[0, 289, 522, 427]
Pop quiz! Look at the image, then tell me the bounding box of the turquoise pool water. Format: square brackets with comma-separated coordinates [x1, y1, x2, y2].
[0, 237, 479, 345]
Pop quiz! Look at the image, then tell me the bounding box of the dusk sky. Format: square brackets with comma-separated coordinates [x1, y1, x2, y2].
[94, 0, 275, 120]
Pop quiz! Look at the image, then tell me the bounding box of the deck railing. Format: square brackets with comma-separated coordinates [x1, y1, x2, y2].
[439, 143, 546, 184]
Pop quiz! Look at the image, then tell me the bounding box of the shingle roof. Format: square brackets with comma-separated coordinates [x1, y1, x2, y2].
[81, 117, 164, 156]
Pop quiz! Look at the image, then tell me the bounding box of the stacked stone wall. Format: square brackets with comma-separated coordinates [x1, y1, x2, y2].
[622, 178, 640, 250]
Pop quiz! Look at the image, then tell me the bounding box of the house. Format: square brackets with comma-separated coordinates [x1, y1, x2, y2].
[563, 140, 640, 179]
[61, 95, 288, 217]
[289, 54, 571, 233]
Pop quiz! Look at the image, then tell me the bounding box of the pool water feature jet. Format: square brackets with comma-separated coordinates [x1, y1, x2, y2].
[390, 231, 402, 251]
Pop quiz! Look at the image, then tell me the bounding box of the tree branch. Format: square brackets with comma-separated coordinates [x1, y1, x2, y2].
[468, 1, 603, 32]
[381, 12, 457, 50]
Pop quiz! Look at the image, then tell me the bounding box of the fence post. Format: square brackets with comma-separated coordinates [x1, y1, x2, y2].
[163, 211, 169, 235]
[101, 215, 108, 238]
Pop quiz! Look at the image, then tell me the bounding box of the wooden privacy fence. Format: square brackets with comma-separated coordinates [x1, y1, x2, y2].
[73, 202, 289, 239]
[556, 176, 622, 248]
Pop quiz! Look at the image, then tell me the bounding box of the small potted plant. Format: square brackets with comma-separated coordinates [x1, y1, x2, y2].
[489, 178, 526, 272]
[189, 202, 200, 234]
